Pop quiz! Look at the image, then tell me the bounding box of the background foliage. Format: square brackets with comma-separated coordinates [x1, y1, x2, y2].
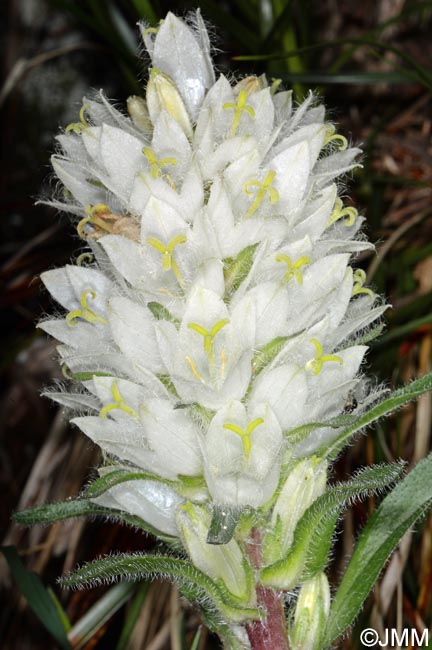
[1, 0, 431, 647]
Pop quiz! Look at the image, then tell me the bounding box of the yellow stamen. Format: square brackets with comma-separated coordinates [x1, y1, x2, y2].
[188, 319, 229, 364]
[223, 89, 255, 137]
[76, 252, 94, 266]
[66, 289, 108, 327]
[142, 147, 177, 179]
[185, 355, 205, 383]
[275, 254, 311, 285]
[65, 103, 90, 135]
[223, 418, 264, 458]
[243, 170, 279, 218]
[352, 269, 375, 300]
[147, 234, 186, 284]
[305, 338, 343, 375]
[99, 380, 139, 419]
[324, 124, 348, 151]
[327, 197, 358, 228]
[77, 204, 113, 238]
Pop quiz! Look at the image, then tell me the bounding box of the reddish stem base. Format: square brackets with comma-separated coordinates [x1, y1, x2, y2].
[245, 529, 289, 650]
[245, 585, 289, 650]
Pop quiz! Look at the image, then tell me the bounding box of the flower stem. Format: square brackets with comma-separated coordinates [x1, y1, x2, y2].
[245, 529, 289, 650]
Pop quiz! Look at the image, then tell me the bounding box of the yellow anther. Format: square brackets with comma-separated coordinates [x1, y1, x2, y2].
[223, 89, 255, 137]
[352, 269, 375, 300]
[223, 418, 264, 459]
[65, 103, 90, 135]
[99, 380, 139, 419]
[66, 289, 108, 327]
[188, 319, 229, 364]
[146, 234, 186, 284]
[275, 254, 311, 285]
[327, 197, 358, 228]
[142, 147, 177, 179]
[305, 338, 343, 375]
[243, 170, 279, 218]
[76, 252, 94, 266]
[324, 124, 348, 151]
[185, 355, 205, 383]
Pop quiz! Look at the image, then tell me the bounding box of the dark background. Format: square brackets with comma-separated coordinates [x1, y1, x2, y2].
[1, 1, 431, 647]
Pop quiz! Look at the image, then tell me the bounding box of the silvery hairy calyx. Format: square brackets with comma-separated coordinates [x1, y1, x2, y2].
[15, 11, 432, 650]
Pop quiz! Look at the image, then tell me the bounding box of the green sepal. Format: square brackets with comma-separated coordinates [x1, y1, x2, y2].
[186, 402, 215, 427]
[14, 498, 177, 543]
[260, 462, 404, 589]
[207, 505, 241, 545]
[251, 336, 290, 378]
[72, 371, 113, 381]
[285, 414, 356, 445]
[147, 301, 180, 325]
[223, 243, 258, 297]
[60, 553, 259, 624]
[83, 469, 176, 498]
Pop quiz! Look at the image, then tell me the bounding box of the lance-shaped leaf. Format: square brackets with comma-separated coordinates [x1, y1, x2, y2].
[1, 546, 71, 649]
[260, 462, 404, 589]
[324, 453, 432, 645]
[60, 553, 259, 623]
[13, 498, 177, 543]
[320, 371, 432, 458]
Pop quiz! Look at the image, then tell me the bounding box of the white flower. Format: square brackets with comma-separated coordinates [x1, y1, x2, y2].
[41, 10, 383, 572]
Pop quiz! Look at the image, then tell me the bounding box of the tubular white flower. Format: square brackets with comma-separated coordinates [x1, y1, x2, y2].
[41, 10, 385, 600]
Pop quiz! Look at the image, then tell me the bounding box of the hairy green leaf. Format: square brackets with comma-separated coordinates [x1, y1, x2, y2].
[14, 498, 177, 542]
[322, 371, 432, 458]
[60, 553, 259, 623]
[260, 463, 404, 589]
[325, 454, 432, 644]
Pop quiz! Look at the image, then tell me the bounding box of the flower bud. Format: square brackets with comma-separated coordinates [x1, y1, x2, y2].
[290, 573, 330, 650]
[177, 502, 253, 603]
[233, 75, 266, 96]
[127, 95, 152, 133]
[146, 68, 193, 138]
[264, 457, 327, 565]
